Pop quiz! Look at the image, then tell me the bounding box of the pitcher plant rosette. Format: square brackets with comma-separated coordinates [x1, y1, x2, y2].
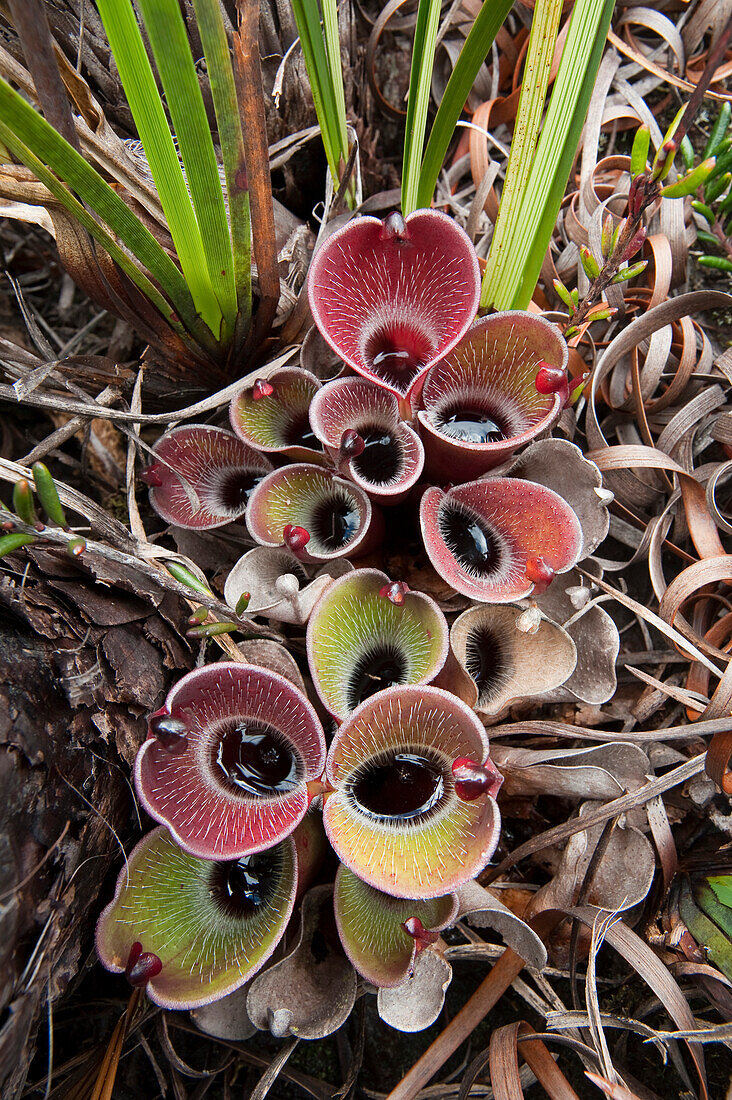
[98, 208, 618, 1036]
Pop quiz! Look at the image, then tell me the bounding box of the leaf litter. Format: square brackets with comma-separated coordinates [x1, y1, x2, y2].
[0, 1, 731, 1099]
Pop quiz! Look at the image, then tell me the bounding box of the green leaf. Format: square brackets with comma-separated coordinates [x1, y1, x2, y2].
[136, 0, 238, 340]
[480, 0, 564, 306]
[630, 124, 650, 177]
[0, 533, 36, 556]
[498, 0, 616, 310]
[402, 0, 442, 216]
[191, 0, 251, 329]
[290, 0, 349, 195]
[708, 876, 732, 909]
[417, 0, 513, 210]
[0, 81, 208, 343]
[96, 0, 222, 334]
[691, 200, 716, 227]
[703, 101, 732, 159]
[662, 157, 716, 198]
[322, 0, 349, 168]
[704, 170, 731, 204]
[165, 560, 213, 596]
[698, 255, 732, 272]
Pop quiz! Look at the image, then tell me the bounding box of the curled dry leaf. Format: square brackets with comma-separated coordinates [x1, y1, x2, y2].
[527, 803, 656, 940]
[534, 566, 619, 704]
[491, 743, 651, 801]
[456, 880, 547, 970]
[190, 981, 257, 1042]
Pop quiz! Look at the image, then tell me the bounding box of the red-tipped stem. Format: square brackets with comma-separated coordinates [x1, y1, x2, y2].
[452, 757, 503, 801]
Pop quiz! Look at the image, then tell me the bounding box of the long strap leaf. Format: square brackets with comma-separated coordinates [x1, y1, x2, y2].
[136, 0, 237, 339]
[192, 0, 251, 330]
[511, 0, 615, 308]
[95, 0, 221, 334]
[402, 0, 442, 216]
[0, 76, 212, 344]
[290, 0, 349, 193]
[487, 0, 615, 309]
[416, 0, 514, 210]
[480, 0, 564, 306]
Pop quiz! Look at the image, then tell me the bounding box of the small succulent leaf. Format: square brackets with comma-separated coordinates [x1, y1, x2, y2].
[307, 210, 481, 400]
[96, 827, 297, 1009]
[145, 425, 273, 530]
[420, 478, 583, 603]
[679, 134, 694, 170]
[230, 367, 324, 459]
[306, 568, 449, 720]
[376, 947, 453, 1032]
[334, 865, 458, 987]
[579, 245, 600, 280]
[700, 165, 729, 202]
[456, 880, 547, 970]
[323, 685, 501, 898]
[553, 278, 574, 310]
[661, 158, 716, 198]
[247, 885, 357, 1039]
[630, 124, 650, 177]
[703, 102, 732, 159]
[691, 200, 716, 227]
[135, 663, 326, 860]
[246, 463, 374, 562]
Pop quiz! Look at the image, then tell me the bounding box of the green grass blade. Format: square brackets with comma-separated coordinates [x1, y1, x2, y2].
[136, 0, 237, 340]
[0, 76, 213, 344]
[322, 0, 349, 164]
[493, 0, 615, 309]
[0, 118, 198, 343]
[416, 0, 513, 210]
[402, 0, 442, 216]
[95, 0, 221, 335]
[480, 0, 564, 306]
[192, 0, 251, 329]
[290, 0, 347, 192]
